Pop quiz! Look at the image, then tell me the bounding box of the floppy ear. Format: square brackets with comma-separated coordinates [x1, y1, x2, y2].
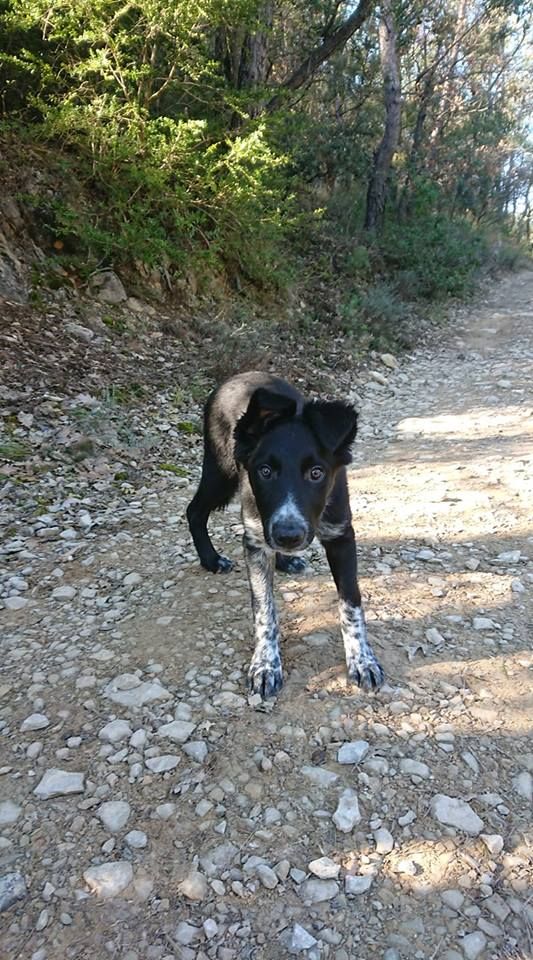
[234, 388, 297, 464]
[303, 400, 358, 464]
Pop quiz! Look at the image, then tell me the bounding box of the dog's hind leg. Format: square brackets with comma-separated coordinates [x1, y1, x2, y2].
[186, 445, 238, 573]
[320, 524, 384, 692]
[244, 531, 283, 698]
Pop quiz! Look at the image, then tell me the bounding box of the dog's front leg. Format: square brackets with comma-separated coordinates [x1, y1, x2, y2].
[244, 532, 283, 699]
[324, 530, 384, 692]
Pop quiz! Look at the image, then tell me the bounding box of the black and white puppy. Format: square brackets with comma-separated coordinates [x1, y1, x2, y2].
[186, 371, 384, 699]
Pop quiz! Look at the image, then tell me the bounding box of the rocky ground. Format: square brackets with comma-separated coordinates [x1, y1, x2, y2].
[0, 270, 532, 960]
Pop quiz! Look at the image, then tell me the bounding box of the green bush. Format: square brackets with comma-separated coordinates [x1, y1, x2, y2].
[381, 216, 488, 301]
[340, 281, 410, 349]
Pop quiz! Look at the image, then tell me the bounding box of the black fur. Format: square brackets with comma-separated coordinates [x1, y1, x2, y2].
[186, 371, 384, 697]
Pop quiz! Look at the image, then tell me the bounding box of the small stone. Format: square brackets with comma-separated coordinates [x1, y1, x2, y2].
[255, 864, 279, 889]
[123, 572, 142, 588]
[398, 809, 416, 827]
[472, 617, 495, 631]
[34, 769, 85, 799]
[0, 873, 27, 912]
[301, 765, 338, 787]
[104, 678, 171, 708]
[125, 830, 147, 849]
[51, 585, 76, 600]
[380, 353, 398, 369]
[337, 740, 369, 764]
[83, 861, 133, 898]
[512, 770, 532, 802]
[333, 788, 361, 832]
[0, 801, 22, 826]
[308, 857, 340, 879]
[35, 908, 49, 931]
[145, 755, 180, 773]
[178, 870, 208, 900]
[4, 596, 28, 611]
[345, 875, 373, 895]
[374, 827, 394, 854]
[300, 878, 339, 903]
[183, 740, 208, 763]
[430, 794, 484, 835]
[461, 931, 486, 959]
[441, 889, 465, 911]
[97, 801, 131, 832]
[400, 758, 430, 779]
[495, 550, 520, 564]
[480, 834, 504, 856]
[155, 803, 175, 820]
[157, 720, 196, 743]
[99, 719, 132, 743]
[285, 924, 317, 953]
[175, 921, 202, 946]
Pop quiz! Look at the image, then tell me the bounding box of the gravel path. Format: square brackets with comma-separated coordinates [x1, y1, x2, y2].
[1, 271, 532, 960]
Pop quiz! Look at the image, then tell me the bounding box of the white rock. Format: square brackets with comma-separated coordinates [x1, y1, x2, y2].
[300, 878, 339, 903]
[337, 740, 369, 764]
[430, 795, 483, 835]
[0, 801, 22, 826]
[400, 758, 430, 779]
[34, 769, 85, 799]
[256, 864, 279, 889]
[123, 572, 142, 588]
[155, 803, 175, 820]
[51, 585, 76, 600]
[441, 889, 464, 911]
[130, 729, 148, 749]
[157, 720, 196, 744]
[495, 550, 520, 564]
[89, 269, 127, 304]
[425, 628, 445, 646]
[99, 719, 132, 743]
[461, 931, 487, 959]
[0, 872, 27, 912]
[97, 801, 131, 832]
[301, 765, 338, 787]
[104, 679, 171, 707]
[345, 874, 373, 895]
[178, 869, 207, 900]
[145, 754, 180, 773]
[332, 788, 361, 832]
[286, 924, 318, 953]
[480, 834, 504, 856]
[125, 830, 147, 849]
[512, 770, 532, 802]
[83, 861, 133, 898]
[203, 918, 218, 939]
[308, 857, 340, 879]
[4, 596, 28, 611]
[374, 827, 394, 854]
[183, 740, 208, 763]
[175, 921, 202, 945]
[394, 858, 417, 875]
[472, 617, 495, 631]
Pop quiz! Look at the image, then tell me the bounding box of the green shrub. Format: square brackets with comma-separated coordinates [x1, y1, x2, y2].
[381, 216, 488, 301]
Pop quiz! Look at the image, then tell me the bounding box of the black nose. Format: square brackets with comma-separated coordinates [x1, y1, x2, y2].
[271, 521, 307, 550]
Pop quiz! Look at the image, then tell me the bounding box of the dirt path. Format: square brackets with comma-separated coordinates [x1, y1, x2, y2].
[1, 271, 532, 960]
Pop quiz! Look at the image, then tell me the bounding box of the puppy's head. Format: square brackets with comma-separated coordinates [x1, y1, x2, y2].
[235, 388, 357, 552]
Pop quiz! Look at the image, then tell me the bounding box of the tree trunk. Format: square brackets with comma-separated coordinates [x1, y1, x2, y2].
[215, 3, 273, 115]
[364, 0, 401, 232]
[397, 66, 436, 220]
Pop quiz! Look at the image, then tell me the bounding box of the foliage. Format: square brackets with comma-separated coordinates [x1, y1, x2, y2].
[0, 0, 531, 305]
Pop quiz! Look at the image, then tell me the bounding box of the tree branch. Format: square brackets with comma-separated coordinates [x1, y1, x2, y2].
[265, 0, 375, 112]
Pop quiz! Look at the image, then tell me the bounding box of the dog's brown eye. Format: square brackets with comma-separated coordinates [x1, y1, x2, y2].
[259, 465, 272, 479]
[309, 466, 325, 482]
